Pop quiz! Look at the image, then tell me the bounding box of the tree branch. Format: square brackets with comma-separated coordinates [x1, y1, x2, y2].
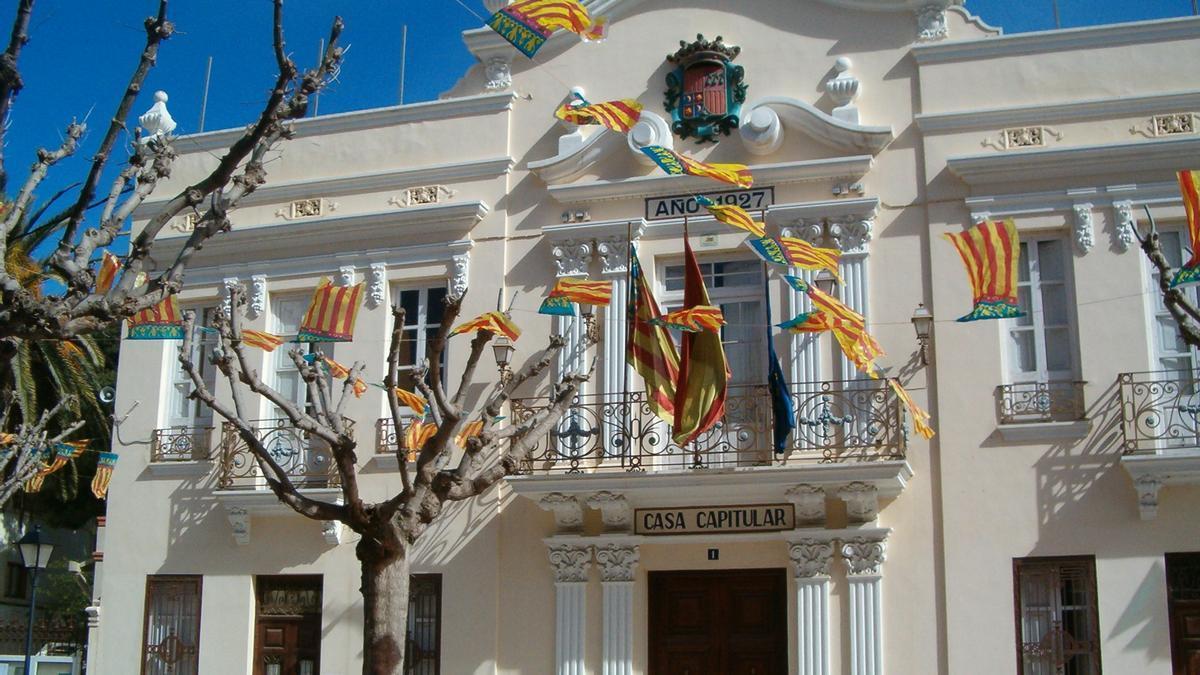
[383, 305, 413, 497]
[0, 0, 36, 195]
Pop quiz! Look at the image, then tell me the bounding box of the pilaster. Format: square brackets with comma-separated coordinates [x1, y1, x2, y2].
[595, 544, 638, 675]
[841, 536, 887, 675]
[790, 538, 835, 675]
[547, 543, 593, 675]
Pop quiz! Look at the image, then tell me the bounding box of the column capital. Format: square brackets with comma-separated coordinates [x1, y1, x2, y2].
[789, 538, 835, 579]
[547, 543, 593, 583]
[840, 536, 887, 577]
[595, 544, 639, 582]
[551, 239, 593, 277]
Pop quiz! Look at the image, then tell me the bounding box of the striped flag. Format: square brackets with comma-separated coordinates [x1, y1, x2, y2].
[298, 278, 365, 342]
[889, 379, 934, 440]
[653, 305, 725, 333]
[450, 311, 521, 341]
[779, 237, 844, 284]
[777, 310, 834, 334]
[127, 295, 184, 340]
[38, 441, 88, 477]
[672, 236, 729, 445]
[394, 388, 427, 414]
[322, 356, 352, 379]
[91, 452, 118, 499]
[539, 295, 577, 316]
[628, 245, 680, 424]
[488, 0, 606, 58]
[550, 277, 613, 306]
[241, 330, 285, 352]
[455, 420, 485, 447]
[555, 95, 642, 133]
[696, 195, 765, 237]
[806, 285, 885, 378]
[95, 251, 120, 294]
[405, 421, 437, 454]
[1171, 170, 1200, 287]
[942, 219, 1023, 322]
[639, 146, 753, 188]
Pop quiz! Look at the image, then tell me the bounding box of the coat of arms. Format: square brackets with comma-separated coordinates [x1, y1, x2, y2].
[664, 34, 747, 144]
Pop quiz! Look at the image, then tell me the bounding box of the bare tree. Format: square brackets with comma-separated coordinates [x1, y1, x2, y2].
[1134, 206, 1200, 349]
[0, 0, 344, 505]
[180, 286, 594, 674]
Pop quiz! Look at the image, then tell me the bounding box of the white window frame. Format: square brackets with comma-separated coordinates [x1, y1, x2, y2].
[165, 305, 218, 429]
[1145, 228, 1200, 374]
[385, 284, 449, 416]
[267, 294, 326, 418]
[1004, 235, 1080, 385]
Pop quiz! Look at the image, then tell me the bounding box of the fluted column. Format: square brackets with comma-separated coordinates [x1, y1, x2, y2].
[598, 236, 632, 460]
[595, 544, 639, 675]
[841, 537, 887, 675]
[781, 226, 821, 390]
[790, 539, 834, 675]
[548, 543, 593, 675]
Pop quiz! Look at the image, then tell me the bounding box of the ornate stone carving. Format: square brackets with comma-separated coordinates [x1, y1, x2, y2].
[450, 252, 470, 300]
[171, 211, 200, 233]
[226, 506, 250, 546]
[786, 484, 827, 524]
[389, 185, 457, 208]
[983, 126, 1063, 151]
[547, 543, 592, 583]
[138, 90, 176, 142]
[1135, 475, 1166, 520]
[367, 264, 387, 309]
[551, 239, 593, 277]
[595, 544, 639, 582]
[275, 197, 337, 220]
[828, 216, 874, 253]
[916, 4, 949, 42]
[247, 275, 267, 320]
[1113, 201, 1136, 252]
[221, 277, 240, 317]
[322, 520, 344, 545]
[781, 221, 824, 245]
[789, 539, 835, 579]
[596, 237, 631, 275]
[484, 55, 513, 91]
[586, 491, 633, 532]
[840, 537, 887, 576]
[539, 493, 585, 533]
[1074, 203, 1095, 254]
[825, 57, 861, 124]
[337, 266, 356, 287]
[1131, 112, 1196, 138]
[838, 482, 879, 523]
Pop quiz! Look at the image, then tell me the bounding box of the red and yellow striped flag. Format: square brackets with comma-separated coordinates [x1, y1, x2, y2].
[777, 310, 835, 334]
[488, 0, 605, 58]
[394, 388, 427, 413]
[942, 219, 1023, 321]
[455, 420, 485, 447]
[555, 97, 641, 133]
[91, 452, 118, 499]
[241, 330, 285, 352]
[807, 285, 885, 378]
[696, 196, 765, 237]
[323, 356, 352, 379]
[39, 440, 89, 477]
[1171, 170, 1200, 287]
[889, 379, 934, 440]
[297, 278, 364, 342]
[95, 251, 120, 294]
[655, 305, 725, 333]
[779, 238, 844, 284]
[672, 237, 728, 445]
[628, 247, 679, 424]
[405, 421, 437, 453]
[127, 295, 184, 340]
[678, 154, 753, 189]
[450, 311, 521, 341]
[550, 277, 613, 306]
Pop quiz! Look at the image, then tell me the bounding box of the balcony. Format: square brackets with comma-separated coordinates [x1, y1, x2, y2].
[1117, 370, 1200, 519]
[374, 417, 416, 468]
[151, 427, 213, 462]
[994, 381, 1089, 442]
[217, 419, 346, 490]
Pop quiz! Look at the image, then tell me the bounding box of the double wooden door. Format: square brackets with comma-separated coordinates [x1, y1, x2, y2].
[649, 568, 788, 675]
[1169, 553, 1200, 675]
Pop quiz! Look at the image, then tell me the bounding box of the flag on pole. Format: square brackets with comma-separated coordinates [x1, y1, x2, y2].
[487, 0, 606, 58]
[942, 219, 1023, 321]
[639, 146, 753, 188]
[744, 237, 789, 266]
[127, 295, 184, 340]
[450, 311, 521, 341]
[653, 305, 725, 333]
[1170, 170, 1200, 287]
[550, 277, 614, 306]
[779, 237, 844, 284]
[628, 245, 680, 424]
[241, 330, 286, 352]
[672, 235, 729, 445]
[889, 379, 934, 440]
[696, 195, 765, 237]
[95, 252, 120, 294]
[297, 277, 365, 342]
[555, 95, 641, 133]
[765, 277, 795, 453]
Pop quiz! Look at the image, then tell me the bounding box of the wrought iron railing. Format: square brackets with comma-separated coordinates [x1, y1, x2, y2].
[376, 417, 417, 463]
[996, 381, 1087, 424]
[151, 426, 214, 462]
[218, 419, 352, 489]
[1118, 370, 1200, 454]
[511, 379, 907, 474]
[0, 615, 85, 654]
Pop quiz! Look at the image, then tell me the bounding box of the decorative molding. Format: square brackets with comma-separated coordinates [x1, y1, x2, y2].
[596, 237, 632, 275]
[916, 90, 1200, 133]
[337, 266, 356, 287]
[367, 264, 387, 309]
[449, 252, 471, 300]
[221, 277, 240, 317]
[1131, 112, 1197, 138]
[786, 484, 828, 524]
[1113, 201, 1136, 252]
[586, 491, 633, 532]
[594, 544, 639, 582]
[982, 126, 1062, 151]
[1134, 475, 1165, 521]
[275, 197, 338, 220]
[321, 520, 344, 545]
[841, 537, 887, 576]
[551, 239, 593, 277]
[1073, 203, 1095, 254]
[247, 275, 267, 320]
[388, 185, 457, 209]
[838, 482, 879, 523]
[947, 136, 1200, 187]
[171, 211, 200, 233]
[547, 543, 593, 583]
[483, 55, 513, 91]
[916, 4, 949, 41]
[739, 96, 893, 155]
[539, 493, 585, 533]
[789, 539, 836, 578]
[226, 506, 251, 546]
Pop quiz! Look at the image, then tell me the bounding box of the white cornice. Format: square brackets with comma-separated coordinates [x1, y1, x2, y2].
[915, 90, 1200, 133]
[547, 156, 874, 205]
[946, 137, 1200, 187]
[768, 198, 881, 223]
[913, 15, 1200, 65]
[542, 218, 647, 242]
[527, 128, 621, 184]
[965, 182, 1181, 218]
[170, 92, 517, 154]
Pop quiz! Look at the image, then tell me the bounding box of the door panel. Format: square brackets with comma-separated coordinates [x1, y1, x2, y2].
[1167, 553, 1200, 675]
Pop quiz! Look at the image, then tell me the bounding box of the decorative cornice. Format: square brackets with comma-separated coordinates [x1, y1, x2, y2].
[947, 136, 1200, 187]
[789, 539, 836, 579]
[547, 543, 592, 583]
[963, 181, 1181, 219]
[915, 90, 1200, 133]
[738, 97, 894, 155]
[841, 537, 887, 576]
[594, 544, 639, 582]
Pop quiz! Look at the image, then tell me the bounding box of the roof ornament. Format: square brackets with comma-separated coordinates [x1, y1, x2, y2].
[138, 90, 176, 143]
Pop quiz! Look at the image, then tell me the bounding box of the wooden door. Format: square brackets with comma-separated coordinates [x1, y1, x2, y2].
[254, 576, 322, 675]
[1168, 553, 1200, 675]
[649, 569, 787, 675]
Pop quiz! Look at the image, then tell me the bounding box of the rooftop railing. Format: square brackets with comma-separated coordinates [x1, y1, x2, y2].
[1118, 370, 1200, 455]
[996, 381, 1087, 425]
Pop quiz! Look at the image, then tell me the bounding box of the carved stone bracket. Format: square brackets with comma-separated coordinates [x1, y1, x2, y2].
[838, 482, 879, 523]
[586, 491, 633, 533]
[337, 266, 356, 288]
[322, 520, 344, 545]
[840, 537, 887, 576]
[540, 493, 585, 533]
[484, 55, 513, 91]
[547, 543, 593, 583]
[1113, 201, 1136, 252]
[1074, 203, 1095, 254]
[551, 239, 594, 277]
[1135, 474, 1166, 520]
[226, 506, 250, 546]
[247, 275, 267, 320]
[449, 252, 471, 300]
[786, 484, 827, 525]
[596, 236, 631, 276]
[595, 544, 639, 582]
[367, 264, 387, 309]
[221, 277, 240, 318]
[789, 539, 836, 579]
[916, 4, 948, 41]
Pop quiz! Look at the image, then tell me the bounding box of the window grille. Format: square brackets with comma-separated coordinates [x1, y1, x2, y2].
[1013, 557, 1101, 675]
[141, 575, 202, 675]
[405, 574, 442, 675]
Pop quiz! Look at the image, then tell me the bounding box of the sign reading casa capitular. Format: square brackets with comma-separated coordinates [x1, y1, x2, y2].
[635, 503, 795, 535]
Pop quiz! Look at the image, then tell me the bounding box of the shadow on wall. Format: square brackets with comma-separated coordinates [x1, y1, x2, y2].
[1106, 558, 1174, 664]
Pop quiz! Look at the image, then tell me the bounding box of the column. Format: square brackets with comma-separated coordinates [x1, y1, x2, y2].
[597, 235, 633, 460]
[781, 225, 821, 389]
[595, 544, 639, 675]
[789, 539, 834, 675]
[548, 543, 593, 675]
[840, 537, 887, 675]
[827, 216, 873, 382]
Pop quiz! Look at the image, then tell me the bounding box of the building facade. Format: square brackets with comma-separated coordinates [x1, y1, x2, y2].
[91, 1, 1200, 673]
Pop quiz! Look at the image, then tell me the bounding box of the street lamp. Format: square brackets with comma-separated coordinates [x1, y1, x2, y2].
[492, 336, 515, 385]
[18, 525, 54, 674]
[911, 303, 934, 365]
[812, 269, 839, 296]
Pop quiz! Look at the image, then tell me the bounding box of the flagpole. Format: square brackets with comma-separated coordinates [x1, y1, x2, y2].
[622, 219, 635, 471]
[682, 214, 698, 467]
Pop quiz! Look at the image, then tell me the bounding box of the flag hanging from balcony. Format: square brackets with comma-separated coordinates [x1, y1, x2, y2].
[889, 379, 934, 440]
[780, 237, 844, 284]
[555, 94, 641, 133]
[653, 305, 725, 333]
[628, 245, 680, 424]
[241, 330, 285, 352]
[1170, 170, 1200, 287]
[450, 311, 521, 341]
[91, 451, 118, 499]
[744, 237, 789, 266]
[550, 277, 613, 306]
[765, 277, 795, 454]
[297, 277, 364, 342]
[487, 0, 606, 58]
[942, 219, 1023, 321]
[127, 295, 184, 340]
[672, 235, 729, 445]
[640, 146, 753, 188]
[539, 295, 577, 316]
[95, 251, 120, 294]
[696, 195, 765, 237]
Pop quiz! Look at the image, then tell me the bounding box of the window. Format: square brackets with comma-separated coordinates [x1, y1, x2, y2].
[405, 574, 442, 675]
[1013, 556, 1101, 675]
[1149, 230, 1199, 375]
[269, 295, 327, 416]
[167, 306, 218, 428]
[392, 286, 448, 394]
[4, 562, 27, 599]
[1008, 238, 1077, 383]
[141, 575, 202, 675]
[662, 259, 765, 386]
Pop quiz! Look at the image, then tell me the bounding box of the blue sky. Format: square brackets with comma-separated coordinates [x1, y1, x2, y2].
[4, 0, 1196, 229]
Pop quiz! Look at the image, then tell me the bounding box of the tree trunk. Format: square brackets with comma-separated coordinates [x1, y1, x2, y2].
[358, 535, 410, 675]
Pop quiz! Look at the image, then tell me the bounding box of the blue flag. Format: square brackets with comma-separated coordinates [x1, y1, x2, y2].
[765, 276, 795, 453]
[538, 295, 577, 316]
[745, 237, 789, 266]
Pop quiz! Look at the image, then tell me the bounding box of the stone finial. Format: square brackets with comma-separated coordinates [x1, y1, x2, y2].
[825, 57, 861, 124]
[139, 90, 177, 142]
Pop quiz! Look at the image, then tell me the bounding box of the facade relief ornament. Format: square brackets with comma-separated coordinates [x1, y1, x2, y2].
[1135, 475, 1166, 520]
[449, 252, 471, 300]
[664, 34, 747, 143]
[825, 57, 861, 125]
[226, 506, 250, 546]
[1074, 203, 1095, 254]
[484, 55, 513, 91]
[539, 493, 585, 533]
[786, 484, 827, 524]
[916, 4, 949, 42]
[248, 275, 267, 320]
[221, 277, 240, 317]
[781, 221, 824, 245]
[828, 216, 874, 253]
[982, 126, 1063, 151]
[551, 239, 593, 277]
[838, 482, 879, 523]
[586, 491, 633, 532]
[789, 539, 836, 579]
[337, 266, 356, 288]
[596, 237, 632, 276]
[1113, 201, 1136, 252]
[388, 185, 456, 208]
[594, 544, 639, 582]
[1130, 112, 1196, 138]
[547, 544, 593, 583]
[275, 197, 337, 220]
[367, 264, 388, 309]
[841, 537, 887, 576]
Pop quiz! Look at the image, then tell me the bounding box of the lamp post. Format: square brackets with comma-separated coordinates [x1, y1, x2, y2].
[911, 303, 934, 365]
[492, 336, 515, 385]
[812, 269, 839, 296]
[18, 525, 55, 674]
